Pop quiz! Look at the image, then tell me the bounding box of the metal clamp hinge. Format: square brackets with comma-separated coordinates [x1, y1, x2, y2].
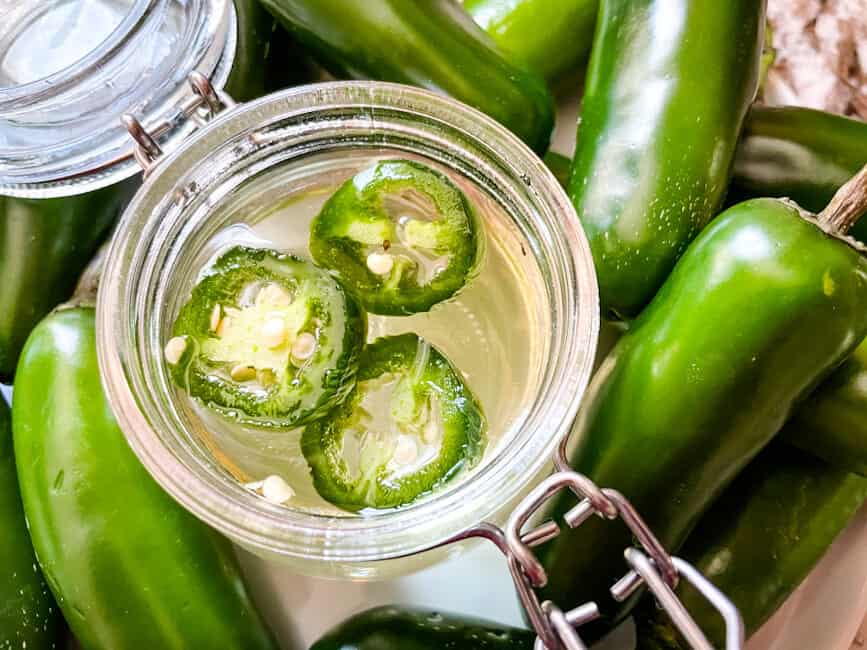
[121, 71, 236, 177]
[438, 470, 745, 650]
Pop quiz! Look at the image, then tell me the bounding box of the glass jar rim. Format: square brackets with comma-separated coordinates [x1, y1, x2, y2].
[0, 0, 233, 195]
[97, 81, 600, 564]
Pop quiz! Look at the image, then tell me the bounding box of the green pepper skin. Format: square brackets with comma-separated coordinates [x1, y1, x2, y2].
[0, 182, 132, 381]
[256, 0, 554, 154]
[731, 106, 867, 242]
[634, 443, 867, 649]
[311, 606, 534, 650]
[227, 0, 310, 101]
[785, 337, 867, 476]
[538, 198, 867, 627]
[0, 397, 63, 649]
[570, 0, 765, 319]
[543, 152, 573, 191]
[464, 0, 596, 84]
[13, 307, 277, 650]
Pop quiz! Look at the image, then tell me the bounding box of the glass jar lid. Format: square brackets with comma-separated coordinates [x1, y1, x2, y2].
[0, 0, 235, 197]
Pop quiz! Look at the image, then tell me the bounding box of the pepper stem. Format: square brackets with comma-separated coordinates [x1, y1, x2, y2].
[818, 162, 867, 235]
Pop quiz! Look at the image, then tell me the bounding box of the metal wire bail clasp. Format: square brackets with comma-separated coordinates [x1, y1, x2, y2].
[122, 71, 236, 177]
[502, 470, 745, 650]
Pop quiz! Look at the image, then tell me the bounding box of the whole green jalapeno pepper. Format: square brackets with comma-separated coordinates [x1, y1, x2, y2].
[302, 333, 486, 511]
[255, 0, 555, 154]
[547, 125, 867, 478]
[311, 606, 534, 650]
[464, 0, 597, 84]
[309, 160, 482, 316]
[634, 442, 867, 649]
[166, 245, 366, 429]
[13, 306, 278, 650]
[570, 0, 766, 318]
[731, 105, 867, 242]
[0, 397, 63, 649]
[537, 164, 867, 631]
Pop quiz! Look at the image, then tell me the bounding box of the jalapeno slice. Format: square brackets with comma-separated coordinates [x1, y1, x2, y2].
[302, 333, 486, 510]
[166, 246, 365, 428]
[309, 160, 482, 315]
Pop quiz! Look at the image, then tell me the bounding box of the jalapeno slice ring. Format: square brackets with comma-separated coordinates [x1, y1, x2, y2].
[166, 246, 366, 429]
[302, 333, 486, 510]
[309, 160, 483, 315]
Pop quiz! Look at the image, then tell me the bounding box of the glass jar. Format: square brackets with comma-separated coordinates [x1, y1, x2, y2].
[0, 0, 294, 379]
[97, 81, 599, 579]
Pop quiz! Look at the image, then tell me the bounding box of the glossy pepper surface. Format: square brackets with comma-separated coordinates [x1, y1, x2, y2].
[13, 307, 277, 650]
[0, 397, 62, 649]
[549, 117, 867, 476]
[731, 105, 867, 242]
[634, 443, 867, 649]
[0, 182, 132, 380]
[255, 0, 554, 153]
[785, 337, 867, 476]
[311, 606, 534, 650]
[226, 0, 308, 101]
[570, 0, 765, 318]
[464, 0, 597, 83]
[538, 190, 867, 627]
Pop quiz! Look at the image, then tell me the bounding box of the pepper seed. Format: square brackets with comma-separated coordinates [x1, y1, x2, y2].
[256, 283, 291, 307]
[392, 436, 418, 466]
[366, 252, 394, 275]
[261, 317, 287, 349]
[261, 475, 295, 504]
[210, 304, 222, 332]
[291, 332, 317, 362]
[164, 337, 187, 365]
[230, 364, 256, 382]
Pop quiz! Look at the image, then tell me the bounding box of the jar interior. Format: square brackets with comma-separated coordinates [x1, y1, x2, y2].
[100, 84, 598, 565]
[156, 147, 551, 517]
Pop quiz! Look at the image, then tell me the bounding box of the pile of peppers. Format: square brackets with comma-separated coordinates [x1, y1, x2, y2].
[4, 0, 867, 649]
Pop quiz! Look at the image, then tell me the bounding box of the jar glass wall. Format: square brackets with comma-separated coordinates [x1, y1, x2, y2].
[97, 82, 600, 578]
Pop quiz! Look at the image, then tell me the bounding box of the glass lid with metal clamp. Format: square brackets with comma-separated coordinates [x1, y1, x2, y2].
[0, 0, 296, 380]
